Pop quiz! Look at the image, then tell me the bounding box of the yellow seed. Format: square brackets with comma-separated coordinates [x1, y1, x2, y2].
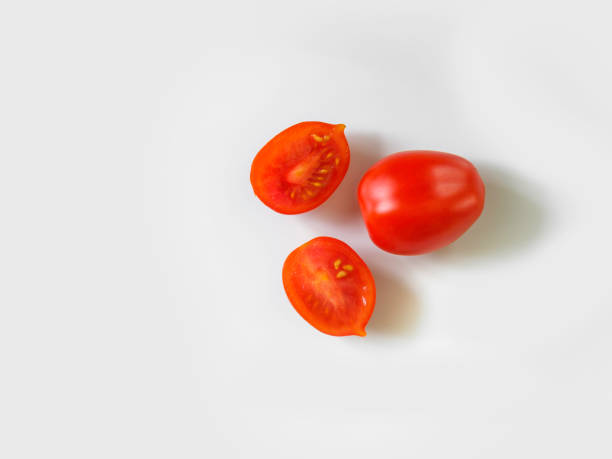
[335, 158, 340, 165]
[311, 134, 324, 142]
[336, 270, 347, 278]
[323, 135, 330, 141]
[290, 190, 296, 199]
[305, 189, 314, 196]
[312, 182, 322, 187]
[318, 169, 328, 174]
[333, 259, 341, 269]
[325, 152, 333, 159]
[342, 264, 353, 271]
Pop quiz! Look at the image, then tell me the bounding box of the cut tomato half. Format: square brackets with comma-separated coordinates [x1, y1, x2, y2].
[250, 122, 350, 214]
[282, 237, 376, 337]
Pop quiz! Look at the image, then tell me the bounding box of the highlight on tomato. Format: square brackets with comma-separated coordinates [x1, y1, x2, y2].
[250, 121, 350, 214]
[282, 237, 376, 337]
[358, 150, 485, 255]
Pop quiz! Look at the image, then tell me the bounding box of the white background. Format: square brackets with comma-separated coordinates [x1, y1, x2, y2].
[1, 0, 611, 457]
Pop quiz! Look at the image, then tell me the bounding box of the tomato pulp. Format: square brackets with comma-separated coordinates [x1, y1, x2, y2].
[250, 122, 350, 214]
[358, 151, 485, 255]
[282, 237, 376, 336]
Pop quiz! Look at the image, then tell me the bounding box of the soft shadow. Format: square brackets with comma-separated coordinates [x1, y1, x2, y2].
[366, 266, 420, 336]
[306, 132, 385, 225]
[435, 164, 549, 259]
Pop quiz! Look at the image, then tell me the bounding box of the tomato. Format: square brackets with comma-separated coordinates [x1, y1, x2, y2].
[250, 122, 350, 214]
[358, 151, 485, 255]
[282, 237, 376, 337]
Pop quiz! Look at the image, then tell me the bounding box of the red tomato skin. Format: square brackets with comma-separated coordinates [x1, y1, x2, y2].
[358, 151, 485, 255]
[282, 237, 376, 337]
[250, 122, 350, 214]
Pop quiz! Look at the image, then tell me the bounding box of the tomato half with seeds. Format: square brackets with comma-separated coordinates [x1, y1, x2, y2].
[250, 122, 350, 214]
[282, 237, 376, 337]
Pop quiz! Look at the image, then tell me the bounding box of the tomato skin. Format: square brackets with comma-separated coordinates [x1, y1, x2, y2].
[282, 237, 376, 337]
[250, 122, 350, 214]
[358, 151, 485, 255]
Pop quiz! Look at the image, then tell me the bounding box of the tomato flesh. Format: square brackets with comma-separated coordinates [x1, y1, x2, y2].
[358, 151, 485, 255]
[250, 122, 350, 214]
[282, 237, 376, 336]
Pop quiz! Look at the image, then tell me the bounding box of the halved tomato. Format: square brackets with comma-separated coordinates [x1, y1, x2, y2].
[282, 237, 376, 337]
[250, 122, 350, 214]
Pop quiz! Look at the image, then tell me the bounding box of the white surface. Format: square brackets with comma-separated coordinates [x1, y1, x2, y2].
[1, 1, 611, 457]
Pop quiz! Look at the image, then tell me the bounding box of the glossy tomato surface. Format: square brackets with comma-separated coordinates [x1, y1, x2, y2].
[358, 151, 485, 255]
[282, 237, 376, 337]
[250, 122, 350, 214]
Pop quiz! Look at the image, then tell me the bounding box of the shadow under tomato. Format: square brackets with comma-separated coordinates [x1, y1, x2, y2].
[365, 266, 420, 337]
[306, 132, 386, 225]
[432, 164, 550, 260]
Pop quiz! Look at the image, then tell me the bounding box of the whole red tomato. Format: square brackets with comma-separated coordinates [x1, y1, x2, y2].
[358, 151, 485, 255]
